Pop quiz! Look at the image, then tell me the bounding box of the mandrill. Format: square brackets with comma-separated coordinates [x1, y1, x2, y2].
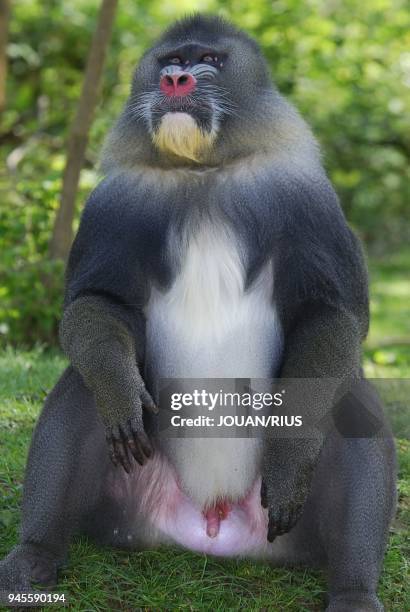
[0, 15, 396, 612]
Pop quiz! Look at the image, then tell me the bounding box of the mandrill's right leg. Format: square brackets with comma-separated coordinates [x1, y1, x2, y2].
[0, 367, 110, 592]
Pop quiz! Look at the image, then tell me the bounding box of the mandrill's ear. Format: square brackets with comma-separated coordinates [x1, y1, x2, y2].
[152, 112, 216, 162]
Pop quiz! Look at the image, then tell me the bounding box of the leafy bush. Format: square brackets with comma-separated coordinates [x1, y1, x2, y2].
[0, 161, 65, 345]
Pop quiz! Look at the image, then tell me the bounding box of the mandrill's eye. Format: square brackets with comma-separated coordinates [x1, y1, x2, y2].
[202, 55, 217, 63]
[170, 57, 182, 64]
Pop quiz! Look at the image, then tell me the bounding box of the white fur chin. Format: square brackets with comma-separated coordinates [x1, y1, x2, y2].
[153, 112, 215, 162]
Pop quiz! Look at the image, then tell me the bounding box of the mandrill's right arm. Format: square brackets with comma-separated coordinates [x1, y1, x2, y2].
[60, 294, 156, 472]
[59, 175, 162, 472]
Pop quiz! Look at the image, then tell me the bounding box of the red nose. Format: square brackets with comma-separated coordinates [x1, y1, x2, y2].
[160, 72, 196, 97]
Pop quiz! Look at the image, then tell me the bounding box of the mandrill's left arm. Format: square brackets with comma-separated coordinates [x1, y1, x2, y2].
[262, 304, 363, 540]
[261, 171, 369, 540]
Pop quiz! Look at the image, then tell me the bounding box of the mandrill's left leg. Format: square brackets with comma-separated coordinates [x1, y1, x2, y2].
[311, 417, 397, 611]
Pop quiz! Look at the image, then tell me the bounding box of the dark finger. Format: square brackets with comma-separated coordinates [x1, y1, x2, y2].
[128, 417, 153, 459]
[134, 428, 153, 459]
[141, 389, 159, 414]
[127, 436, 145, 466]
[114, 438, 132, 473]
[260, 480, 268, 508]
[267, 508, 278, 542]
[107, 438, 119, 467]
[267, 518, 277, 543]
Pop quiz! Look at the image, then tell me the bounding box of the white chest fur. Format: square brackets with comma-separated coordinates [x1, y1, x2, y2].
[144, 222, 283, 506]
[146, 223, 282, 377]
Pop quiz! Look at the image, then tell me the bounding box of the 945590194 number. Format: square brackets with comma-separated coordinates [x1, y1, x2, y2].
[3, 592, 67, 606]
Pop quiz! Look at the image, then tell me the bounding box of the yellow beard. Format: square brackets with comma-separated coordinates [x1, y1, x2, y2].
[152, 112, 215, 162]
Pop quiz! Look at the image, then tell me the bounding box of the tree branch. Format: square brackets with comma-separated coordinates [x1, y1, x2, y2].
[50, 0, 118, 261]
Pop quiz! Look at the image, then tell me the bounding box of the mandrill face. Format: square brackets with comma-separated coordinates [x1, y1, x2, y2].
[128, 16, 272, 164]
[150, 45, 225, 162]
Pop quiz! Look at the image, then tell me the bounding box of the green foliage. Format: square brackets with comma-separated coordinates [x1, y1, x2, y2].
[1, 0, 409, 345]
[230, 0, 410, 247]
[363, 247, 410, 377]
[0, 154, 64, 345]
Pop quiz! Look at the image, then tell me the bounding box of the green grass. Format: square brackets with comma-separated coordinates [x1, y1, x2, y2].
[364, 248, 410, 378]
[0, 251, 409, 611]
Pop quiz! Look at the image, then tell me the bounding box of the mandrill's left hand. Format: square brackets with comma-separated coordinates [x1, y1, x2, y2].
[261, 444, 317, 541]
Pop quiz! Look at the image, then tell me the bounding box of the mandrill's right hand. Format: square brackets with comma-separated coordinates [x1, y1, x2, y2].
[59, 295, 158, 473]
[97, 371, 158, 473]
